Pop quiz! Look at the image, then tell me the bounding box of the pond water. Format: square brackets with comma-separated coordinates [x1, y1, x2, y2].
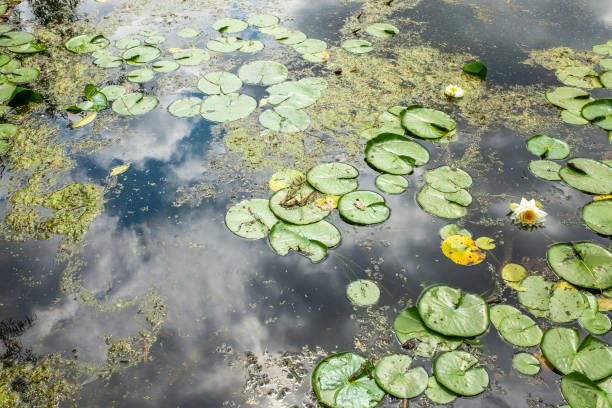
[0, 0, 611, 407]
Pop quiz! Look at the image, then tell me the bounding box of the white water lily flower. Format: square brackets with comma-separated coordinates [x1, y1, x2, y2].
[509, 198, 547, 228]
[445, 84, 464, 98]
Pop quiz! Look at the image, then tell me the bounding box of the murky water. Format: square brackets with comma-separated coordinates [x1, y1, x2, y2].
[0, 0, 611, 407]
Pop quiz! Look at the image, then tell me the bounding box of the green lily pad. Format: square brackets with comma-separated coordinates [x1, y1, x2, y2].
[7, 42, 47, 54]
[266, 79, 322, 109]
[247, 14, 279, 27]
[529, 160, 562, 181]
[581, 99, 612, 130]
[201, 93, 256, 123]
[116, 37, 141, 49]
[373, 354, 427, 398]
[541, 326, 612, 381]
[0, 59, 20, 74]
[556, 66, 602, 88]
[225, 198, 278, 239]
[549, 285, 587, 323]
[600, 71, 612, 89]
[293, 39, 327, 54]
[269, 184, 329, 225]
[276, 29, 307, 45]
[206, 37, 246, 53]
[145, 35, 166, 45]
[423, 166, 472, 193]
[0, 25, 13, 34]
[433, 351, 489, 396]
[560, 159, 612, 195]
[306, 163, 358, 195]
[198, 72, 242, 95]
[337, 191, 389, 225]
[417, 285, 489, 337]
[365, 133, 429, 175]
[152, 60, 179, 73]
[394, 307, 462, 358]
[341, 40, 373, 54]
[65, 34, 109, 53]
[365, 23, 399, 38]
[545, 87, 593, 115]
[496, 313, 543, 347]
[375, 174, 408, 194]
[168, 97, 203, 118]
[177, 28, 200, 38]
[416, 185, 468, 219]
[490, 304, 522, 328]
[127, 68, 155, 83]
[123, 45, 161, 65]
[312, 353, 385, 408]
[269, 220, 340, 262]
[561, 372, 612, 408]
[513, 353, 540, 376]
[425, 377, 457, 404]
[462, 61, 487, 79]
[439, 224, 471, 240]
[579, 293, 611, 335]
[213, 18, 248, 33]
[583, 199, 612, 236]
[0, 31, 34, 47]
[561, 109, 589, 125]
[111, 93, 158, 116]
[238, 60, 288, 86]
[547, 242, 612, 290]
[526, 134, 570, 159]
[6, 67, 39, 83]
[601, 59, 612, 70]
[346, 280, 380, 306]
[517, 276, 554, 316]
[593, 41, 612, 56]
[400, 105, 456, 139]
[0, 54, 9, 67]
[94, 55, 123, 68]
[173, 48, 210, 66]
[0, 123, 17, 140]
[303, 51, 330, 62]
[100, 85, 127, 101]
[237, 40, 264, 53]
[259, 107, 310, 133]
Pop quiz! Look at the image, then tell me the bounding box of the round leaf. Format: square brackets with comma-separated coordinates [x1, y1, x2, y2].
[338, 191, 390, 225]
[225, 198, 278, 239]
[462, 61, 487, 79]
[293, 39, 327, 54]
[513, 353, 540, 376]
[123, 45, 161, 65]
[593, 41, 612, 56]
[306, 163, 358, 195]
[365, 23, 399, 38]
[247, 14, 279, 27]
[373, 355, 427, 398]
[490, 304, 522, 328]
[547, 242, 612, 290]
[152, 60, 179, 73]
[556, 66, 602, 89]
[101, 85, 127, 101]
[238, 60, 288, 86]
[439, 224, 471, 240]
[561, 372, 612, 408]
[111, 93, 158, 116]
[269, 185, 329, 225]
[173, 48, 210, 66]
[365, 133, 429, 175]
[497, 314, 543, 347]
[259, 107, 310, 133]
[6, 67, 39, 83]
[347, 280, 380, 306]
[341, 40, 373, 54]
[526, 134, 570, 159]
[116, 37, 141, 49]
[177, 28, 200, 38]
[266, 79, 322, 109]
[441, 235, 485, 266]
[269, 169, 305, 191]
[7, 42, 46, 54]
[65, 34, 109, 53]
[168, 97, 203, 117]
[401, 105, 456, 139]
[425, 377, 457, 404]
[94, 55, 123, 68]
[423, 166, 472, 192]
[201, 93, 256, 123]
[560, 159, 612, 195]
[581, 99, 612, 130]
[549, 284, 586, 323]
[198, 72, 242, 95]
[433, 351, 489, 396]
[206, 37, 246, 53]
[579, 293, 612, 335]
[583, 199, 612, 236]
[416, 185, 468, 219]
[212, 18, 248, 33]
[545, 87, 593, 114]
[127, 68, 155, 83]
[529, 160, 561, 181]
[145, 35, 166, 45]
[375, 174, 408, 194]
[269, 220, 340, 262]
[517, 276, 554, 316]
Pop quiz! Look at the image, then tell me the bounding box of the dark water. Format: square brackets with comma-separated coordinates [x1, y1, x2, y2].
[1, 0, 611, 407]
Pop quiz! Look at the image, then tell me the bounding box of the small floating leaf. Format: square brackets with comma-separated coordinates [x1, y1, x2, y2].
[439, 224, 471, 240]
[441, 235, 485, 266]
[266, 79, 322, 109]
[561, 372, 612, 408]
[269, 184, 329, 225]
[212, 18, 248, 34]
[375, 174, 408, 194]
[7, 42, 46, 54]
[177, 28, 200, 38]
[152, 60, 179, 73]
[247, 14, 279, 28]
[94, 55, 123, 68]
[400, 105, 456, 139]
[225, 198, 278, 239]
[433, 351, 489, 396]
[6, 67, 39, 83]
[347, 280, 380, 306]
[65, 34, 109, 53]
[238, 60, 288, 86]
[173, 48, 210, 66]
[579, 293, 611, 335]
[529, 160, 562, 181]
[115, 37, 141, 49]
[123, 45, 161, 65]
[462, 61, 487, 79]
[269, 169, 305, 191]
[201, 93, 256, 123]
[490, 304, 522, 328]
[337, 191, 390, 225]
[168, 97, 203, 118]
[0, 31, 35, 47]
[145, 35, 165, 45]
[341, 39, 373, 54]
[259, 106, 310, 133]
[206, 37, 246, 53]
[72, 111, 97, 128]
[549, 284, 587, 323]
[365, 133, 429, 175]
[512, 353, 540, 376]
[425, 377, 457, 404]
[276, 29, 307, 45]
[373, 354, 427, 398]
[560, 159, 612, 195]
[474, 237, 495, 250]
[198, 72, 242, 95]
[593, 41, 612, 56]
[416, 185, 468, 219]
[556, 66, 602, 89]
[109, 163, 130, 177]
[496, 313, 543, 347]
[545, 87, 593, 115]
[526, 134, 570, 159]
[581, 99, 612, 131]
[547, 242, 612, 290]
[423, 166, 472, 193]
[365, 23, 399, 38]
[306, 163, 358, 195]
[127, 68, 155, 83]
[502, 263, 526, 288]
[583, 199, 612, 236]
[101, 85, 127, 101]
[293, 39, 327, 54]
[269, 220, 340, 262]
[111, 93, 158, 116]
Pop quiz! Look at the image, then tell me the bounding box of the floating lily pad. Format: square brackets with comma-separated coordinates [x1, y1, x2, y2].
[201, 93, 256, 123]
[173, 48, 210, 66]
[7, 42, 46, 54]
[549, 284, 587, 323]
[168, 97, 203, 117]
[139, 29, 159, 36]
[365, 133, 429, 175]
[152, 60, 179, 73]
[433, 351, 489, 396]
[6, 67, 39, 83]
[198, 72, 242, 95]
[312, 353, 385, 408]
[111, 93, 158, 115]
[541, 327, 612, 381]
[213, 18, 248, 33]
[206, 37, 246, 53]
[400, 105, 456, 139]
[375, 174, 408, 194]
[581, 99, 612, 130]
[463, 61, 487, 79]
[247, 14, 279, 27]
[556, 66, 602, 88]
[0, 31, 34, 47]
[425, 377, 457, 404]
[365, 23, 399, 38]
[373, 354, 427, 399]
[145, 35, 165, 45]
[347, 280, 380, 306]
[123, 45, 161, 65]
[416, 185, 468, 219]
[601, 59, 612, 70]
[501, 264, 527, 290]
[275, 29, 307, 45]
[269, 220, 340, 262]
[529, 160, 562, 181]
[65, 34, 109, 53]
[0, 25, 13, 34]
[561, 110, 589, 125]
[579, 293, 611, 335]
[583, 199, 612, 236]
[127, 68, 154, 83]
[439, 224, 471, 240]
[0, 59, 20, 74]
[394, 307, 462, 358]
[441, 235, 485, 266]
[593, 41, 612, 56]
[306, 163, 358, 195]
[293, 39, 327, 54]
[269, 185, 329, 225]
[545, 87, 593, 115]
[225, 198, 278, 239]
[101, 85, 127, 101]
[0, 54, 9, 67]
[490, 305, 522, 328]
[341, 39, 373, 54]
[418, 285, 489, 337]
[266, 79, 322, 109]
[474, 237, 495, 250]
[561, 372, 612, 408]
[238, 40, 264, 53]
[517, 276, 554, 316]
[424, 166, 472, 193]
[560, 159, 612, 195]
[513, 353, 540, 376]
[337, 191, 389, 225]
[600, 71, 612, 89]
[238, 60, 288, 85]
[547, 242, 612, 290]
[497, 313, 542, 347]
[269, 169, 305, 191]
[259, 106, 310, 133]
[94, 55, 123, 68]
[526, 134, 570, 159]
[116, 37, 141, 49]
[177, 28, 200, 38]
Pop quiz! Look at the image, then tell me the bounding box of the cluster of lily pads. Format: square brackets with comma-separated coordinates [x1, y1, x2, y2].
[225, 163, 391, 262]
[546, 41, 611, 135]
[438, 223, 495, 266]
[340, 23, 399, 55]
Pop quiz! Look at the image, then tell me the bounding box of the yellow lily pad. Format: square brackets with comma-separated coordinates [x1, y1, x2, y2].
[502, 263, 526, 282]
[269, 169, 304, 191]
[441, 235, 486, 266]
[598, 297, 612, 311]
[474, 236, 496, 250]
[316, 195, 339, 211]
